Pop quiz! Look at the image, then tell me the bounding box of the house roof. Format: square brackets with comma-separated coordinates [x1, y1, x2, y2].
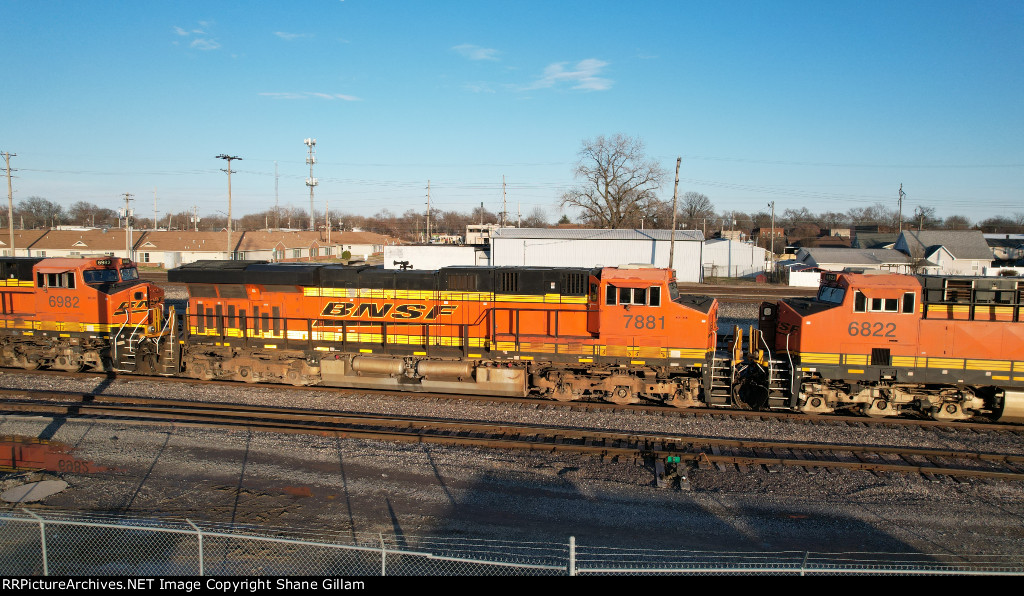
[899, 230, 994, 260]
[800, 247, 911, 266]
[137, 231, 234, 252]
[492, 228, 704, 241]
[0, 229, 49, 250]
[235, 231, 328, 251]
[333, 231, 400, 246]
[853, 233, 898, 249]
[28, 229, 138, 251]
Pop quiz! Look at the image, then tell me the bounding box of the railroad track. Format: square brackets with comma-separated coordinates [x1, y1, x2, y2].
[676, 283, 817, 303]
[3, 388, 1024, 486]
[2, 368, 1022, 435]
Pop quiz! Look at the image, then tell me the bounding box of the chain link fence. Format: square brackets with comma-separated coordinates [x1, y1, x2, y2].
[2, 509, 1022, 576]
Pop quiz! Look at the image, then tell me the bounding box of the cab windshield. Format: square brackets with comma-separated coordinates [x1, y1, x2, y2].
[83, 269, 120, 284]
[817, 285, 846, 305]
[668, 281, 680, 302]
[121, 267, 139, 281]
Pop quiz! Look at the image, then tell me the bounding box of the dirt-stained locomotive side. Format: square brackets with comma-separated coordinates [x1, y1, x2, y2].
[2, 256, 1022, 424]
[0, 256, 175, 373]
[746, 271, 1024, 423]
[168, 261, 718, 405]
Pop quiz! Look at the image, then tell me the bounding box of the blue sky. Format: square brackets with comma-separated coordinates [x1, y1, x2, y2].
[2, 0, 1021, 225]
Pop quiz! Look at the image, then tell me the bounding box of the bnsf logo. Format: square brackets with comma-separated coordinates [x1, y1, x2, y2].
[320, 302, 458, 320]
[114, 300, 149, 315]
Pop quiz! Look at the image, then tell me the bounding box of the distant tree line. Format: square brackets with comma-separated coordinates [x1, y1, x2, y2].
[8, 133, 1022, 244]
[4, 196, 554, 242]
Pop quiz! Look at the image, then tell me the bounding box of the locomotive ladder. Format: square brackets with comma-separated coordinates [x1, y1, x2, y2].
[764, 358, 792, 410]
[706, 353, 734, 406]
[706, 329, 740, 406]
[750, 326, 793, 410]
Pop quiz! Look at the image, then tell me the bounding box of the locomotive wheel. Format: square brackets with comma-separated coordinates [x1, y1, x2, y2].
[865, 399, 896, 418]
[607, 387, 639, 405]
[551, 384, 577, 402]
[52, 355, 86, 372]
[15, 355, 41, 370]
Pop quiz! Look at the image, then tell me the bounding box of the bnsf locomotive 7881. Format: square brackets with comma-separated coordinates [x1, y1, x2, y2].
[1, 256, 1021, 423]
[167, 260, 717, 406]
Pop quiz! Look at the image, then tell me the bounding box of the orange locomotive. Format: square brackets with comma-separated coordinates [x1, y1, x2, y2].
[749, 271, 1024, 422]
[168, 261, 718, 404]
[0, 257, 175, 373]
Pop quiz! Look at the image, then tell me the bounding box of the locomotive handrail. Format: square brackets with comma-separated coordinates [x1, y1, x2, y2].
[185, 302, 600, 357]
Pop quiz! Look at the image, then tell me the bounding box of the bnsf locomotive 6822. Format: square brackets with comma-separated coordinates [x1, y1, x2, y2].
[1, 256, 1021, 423]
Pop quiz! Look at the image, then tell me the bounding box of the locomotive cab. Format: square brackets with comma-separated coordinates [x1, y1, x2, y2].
[594, 265, 716, 364]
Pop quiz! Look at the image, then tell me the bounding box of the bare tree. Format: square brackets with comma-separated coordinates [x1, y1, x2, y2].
[560, 134, 666, 228]
[17, 196, 65, 229]
[679, 192, 715, 229]
[912, 205, 939, 230]
[942, 214, 972, 230]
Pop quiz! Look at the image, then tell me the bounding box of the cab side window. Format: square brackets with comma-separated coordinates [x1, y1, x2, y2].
[902, 292, 916, 314]
[606, 284, 662, 306]
[36, 272, 76, 289]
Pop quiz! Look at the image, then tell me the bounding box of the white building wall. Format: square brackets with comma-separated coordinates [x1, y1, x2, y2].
[701, 241, 768, 278]
[492, 238, 703, 282]
[384, 245, 481, 270]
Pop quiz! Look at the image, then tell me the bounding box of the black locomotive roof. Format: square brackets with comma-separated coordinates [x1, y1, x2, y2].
[0, 257, 45, 281]
[168, 260, 270, 284]
[169, 261, 598, 296]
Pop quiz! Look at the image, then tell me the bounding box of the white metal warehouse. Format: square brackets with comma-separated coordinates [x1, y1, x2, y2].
[490, 228, 705, 282]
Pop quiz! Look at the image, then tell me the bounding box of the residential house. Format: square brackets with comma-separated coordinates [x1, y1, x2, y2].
[134, 231, 235, 267]
[895, 230, 994, 275]
[794, 247, 913, 273]
[852, 233, 898, 250]
[333, 231, 398, 261]
[23, 229, 138, 260]
[235, 231, 336, 262]
[0, 230, 49, 257]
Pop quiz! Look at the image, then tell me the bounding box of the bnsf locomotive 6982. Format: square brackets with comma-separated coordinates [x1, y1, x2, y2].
[2, 256, 1021, 423]
[0, 256, 174, 373]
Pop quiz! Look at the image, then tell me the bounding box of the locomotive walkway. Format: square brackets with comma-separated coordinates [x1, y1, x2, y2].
[3, 387, 1024, 486]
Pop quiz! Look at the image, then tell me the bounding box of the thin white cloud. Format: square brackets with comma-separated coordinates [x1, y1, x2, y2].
[174, 22, 220, 50]
[524, 59, 612, 91]
[452, 44, 500, 61]
[190, 38, 221, 51]
[463, 82, 496, 94]
[275, 32, 313, 41]
[260, 92, 362, 101]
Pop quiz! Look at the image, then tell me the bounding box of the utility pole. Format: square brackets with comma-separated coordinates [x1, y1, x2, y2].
[425, 180, 432, 243]
[216, 154, 242, 260]
[768, 200, 776, 278]
[668, 157, 680, 272]
[304, 138, 318, 231]
[501, 175, 507, 228]
[153, 188, 159, 230]
[3, 151, 15, 257]
[325, 199, 331, 244]
[120, 193, 134, 260]
[898, 183, 905, 236]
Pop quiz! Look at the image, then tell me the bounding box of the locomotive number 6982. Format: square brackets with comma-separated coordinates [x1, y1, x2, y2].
[48, 295, 80, 308]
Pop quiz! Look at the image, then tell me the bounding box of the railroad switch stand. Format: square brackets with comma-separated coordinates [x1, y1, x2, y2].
[652, 455, 691, 490]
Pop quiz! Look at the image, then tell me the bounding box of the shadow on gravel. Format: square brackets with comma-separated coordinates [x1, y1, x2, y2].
[399, 464, 929, 558]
